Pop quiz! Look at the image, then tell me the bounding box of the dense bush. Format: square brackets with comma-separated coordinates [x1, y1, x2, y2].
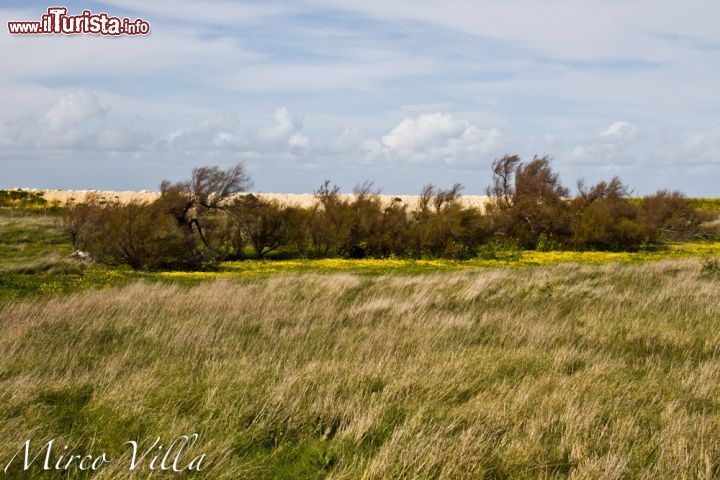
[486, 155, 572, 249]
[64, 198, 203, 270]
[569, 177, 647, 250]
[639, 190, 702, 241]
[229, 195, 291, 259]
[61, 158, 710, 270]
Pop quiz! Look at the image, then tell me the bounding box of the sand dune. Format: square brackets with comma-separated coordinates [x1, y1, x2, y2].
[23, 189, 491, 212]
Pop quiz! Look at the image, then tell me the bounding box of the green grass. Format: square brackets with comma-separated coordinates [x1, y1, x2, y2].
[0, 216, 146, 301]
[2, 262, 720, 478]
[4, 214, 720, 477]
[0, 216, 70, 266]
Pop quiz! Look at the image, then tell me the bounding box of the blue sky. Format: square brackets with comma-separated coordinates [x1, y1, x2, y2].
[1, 1, 719, 195]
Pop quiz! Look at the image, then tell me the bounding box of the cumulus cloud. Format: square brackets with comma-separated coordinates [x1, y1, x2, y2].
[0, 92, 316, 159]
[163, 107, 310, 154]
[381, 113, 465, 151]
[40, 91, 109, 148]
[164, 115, 246, 150]
[369, 113, 503, 163]
[0, 90, 155, 152]
[42, 91, 108, 131]
[568, 120, 640, 166]
[251, 107, 309, 151]
[10, 91, 718, 196]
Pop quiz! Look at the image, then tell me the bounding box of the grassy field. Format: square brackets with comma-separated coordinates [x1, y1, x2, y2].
[2, 216, 720, 478]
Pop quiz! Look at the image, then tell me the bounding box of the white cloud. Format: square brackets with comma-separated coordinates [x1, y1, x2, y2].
[370, 113, 504, 164]
[0, 90, 154, 151]
[598, 121, 637, 143]
[2, 89, 718, 195]
[250, 107, 309, 151]
[43, 91, 108, 130]
[40, 91, 109, 148]
[0, 93, 313, 157]
[381, 113, 465, 151]
[567, 120, 640, 166]
[164, 115, 246, 150]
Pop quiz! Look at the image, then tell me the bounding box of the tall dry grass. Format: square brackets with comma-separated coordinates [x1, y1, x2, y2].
[1, 260, 720, 478]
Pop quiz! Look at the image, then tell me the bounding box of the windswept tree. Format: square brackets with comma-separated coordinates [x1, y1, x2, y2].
[512, 156, 570, 245]
[487, 154, 521, 208]
[158, 163, 252, 258]
[487, 155, 570, 248]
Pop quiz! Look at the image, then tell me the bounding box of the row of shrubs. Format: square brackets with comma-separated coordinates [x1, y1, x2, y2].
[61, 156, 715, 270]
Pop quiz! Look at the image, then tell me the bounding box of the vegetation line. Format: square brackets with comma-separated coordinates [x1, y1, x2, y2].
[53, 155, 718, 271]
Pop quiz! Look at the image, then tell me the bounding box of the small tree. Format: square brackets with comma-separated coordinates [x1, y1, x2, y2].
[410, 183, 474, 258]
[309, 181, 352, 256]
[283, 206, 313, 257]
[158, 163, 252, 257]
[346, 181, 383, 257]
[372, 199, 411, 257]
[486, 155, 570, 248]
[487, 154, 521, 208]
[61, 193, 103, 251]
[229, 195, 289, 259]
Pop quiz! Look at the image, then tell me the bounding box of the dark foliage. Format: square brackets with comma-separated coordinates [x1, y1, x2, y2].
[62, 157, 708, 270]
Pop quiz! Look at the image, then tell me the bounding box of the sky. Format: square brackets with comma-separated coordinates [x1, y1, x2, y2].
[1, 1, 719, 195]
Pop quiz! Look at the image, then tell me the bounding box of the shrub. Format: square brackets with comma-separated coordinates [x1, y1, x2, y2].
[88, 201, 203, 270]
[229, 195, 290, 259]
[639, 190, 701, 241]
[58, 157, 709, 269]
[701, 258, 720, 276]
[282, 206, 313, 257]
[570, 178, 648, 251]
[61, 194, 104, 251]
[370, 200, 411, 257]
[410, 184, 479, 258]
